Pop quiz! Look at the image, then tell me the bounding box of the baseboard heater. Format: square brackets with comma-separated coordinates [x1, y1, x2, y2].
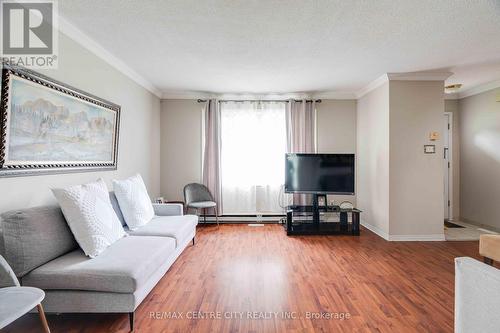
[197, 214, 285, 223]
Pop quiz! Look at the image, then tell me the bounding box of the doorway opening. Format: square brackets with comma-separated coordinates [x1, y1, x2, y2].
[444, 112, 453, 222]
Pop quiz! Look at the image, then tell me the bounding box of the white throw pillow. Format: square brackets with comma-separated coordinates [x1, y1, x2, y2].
[113, 174, 155, 230]
[52, 179, 126, 258]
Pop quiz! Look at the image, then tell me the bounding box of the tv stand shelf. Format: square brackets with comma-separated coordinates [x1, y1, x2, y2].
[286, 205, 361, 236]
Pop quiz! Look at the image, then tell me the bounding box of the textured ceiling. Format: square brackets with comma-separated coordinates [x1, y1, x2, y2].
[60, 0, 500, 96]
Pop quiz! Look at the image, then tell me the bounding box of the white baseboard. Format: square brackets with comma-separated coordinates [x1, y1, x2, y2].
[199, 216, 283, 223]
[361, 220, 445, 241]
[360, 220, 389, 240]
[388, 234, 445, 241]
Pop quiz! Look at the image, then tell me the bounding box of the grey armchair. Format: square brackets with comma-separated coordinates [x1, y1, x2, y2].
[183, 183, 219, 226]
[0, 255, 50, 332]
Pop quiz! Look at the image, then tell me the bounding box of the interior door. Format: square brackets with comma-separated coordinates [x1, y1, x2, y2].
[444, 113, 450, 220]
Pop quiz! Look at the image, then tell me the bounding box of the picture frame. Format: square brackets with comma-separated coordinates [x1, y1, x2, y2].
[0, 64, 120, 177]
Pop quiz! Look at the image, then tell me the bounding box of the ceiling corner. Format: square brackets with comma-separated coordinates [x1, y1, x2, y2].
[58, 15, 162, 98]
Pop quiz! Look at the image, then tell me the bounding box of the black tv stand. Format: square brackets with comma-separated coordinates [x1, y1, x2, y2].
[286, 194, 361, 236]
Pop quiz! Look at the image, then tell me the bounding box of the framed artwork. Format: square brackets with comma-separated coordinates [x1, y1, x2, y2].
[0, 64, 120, 177]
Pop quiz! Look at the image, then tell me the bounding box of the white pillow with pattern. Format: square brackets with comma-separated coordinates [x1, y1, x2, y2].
[112, 174, 154, 230]
[52, 179, 126, 258]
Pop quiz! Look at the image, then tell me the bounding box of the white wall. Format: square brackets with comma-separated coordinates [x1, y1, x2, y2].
[356, 83, 390, 237]
[159, 99, 358, 203]
[160, 100, 204, 201]
[316, 99, 357, 205]
[388, 81, 444, 238]
[0, 33, 161, 213]
[356, 80, 445, 240]
[459, 87, 500, 230]
[317, 100, 356, 153]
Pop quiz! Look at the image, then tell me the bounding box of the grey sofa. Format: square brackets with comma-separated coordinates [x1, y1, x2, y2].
[455, 257, 500, 333]
[0, 193, 198, 331]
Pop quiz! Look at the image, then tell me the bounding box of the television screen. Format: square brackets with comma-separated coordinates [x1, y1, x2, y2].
[285, 153, 355, 194]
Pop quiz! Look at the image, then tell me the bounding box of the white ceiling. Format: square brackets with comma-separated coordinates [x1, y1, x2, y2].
[59, 0, 500, 98]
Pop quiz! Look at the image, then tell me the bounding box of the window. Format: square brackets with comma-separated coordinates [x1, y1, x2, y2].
[220, 101, 286, 214]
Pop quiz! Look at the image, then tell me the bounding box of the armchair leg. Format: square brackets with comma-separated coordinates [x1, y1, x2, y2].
[215, 206, 219, 227]
[129, 312, 135, 332]
[37, 304, 50, 333]
[484, 257, 494, 265]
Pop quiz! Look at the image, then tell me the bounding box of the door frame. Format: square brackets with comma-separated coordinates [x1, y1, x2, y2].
[444, 112, 454, 221]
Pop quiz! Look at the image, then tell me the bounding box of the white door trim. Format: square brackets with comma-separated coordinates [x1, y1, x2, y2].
[444, 112, 454, 221]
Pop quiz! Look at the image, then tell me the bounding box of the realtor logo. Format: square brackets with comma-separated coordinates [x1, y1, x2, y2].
[1, 0, 58, 68]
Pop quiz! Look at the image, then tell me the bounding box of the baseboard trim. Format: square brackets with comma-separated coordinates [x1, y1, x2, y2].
[388, 234, 446, 241]
[360, 221, 389, 240]
[199, 216, 283, 223]
[361, 221, 445, 241]
[461, 217, 500, 234]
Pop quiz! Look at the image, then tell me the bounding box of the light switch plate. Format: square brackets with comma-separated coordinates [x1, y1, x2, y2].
[424, 145, 436, 154]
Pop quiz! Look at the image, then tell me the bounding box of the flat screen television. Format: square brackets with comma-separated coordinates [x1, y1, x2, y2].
[285, 153, 355, 195]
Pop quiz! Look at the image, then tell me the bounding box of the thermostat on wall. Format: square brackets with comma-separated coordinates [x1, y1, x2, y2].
[424, 145, 436, 154]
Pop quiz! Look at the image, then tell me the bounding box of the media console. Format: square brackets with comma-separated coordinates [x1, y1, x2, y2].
[285, 201, 361, 236]
[284, 153, 359, 235]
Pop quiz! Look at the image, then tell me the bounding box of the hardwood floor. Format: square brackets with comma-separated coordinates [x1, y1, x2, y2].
[5, 224, 480, 333]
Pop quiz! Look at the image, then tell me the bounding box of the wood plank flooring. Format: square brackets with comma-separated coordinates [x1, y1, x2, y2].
[5, 224, 480, 333]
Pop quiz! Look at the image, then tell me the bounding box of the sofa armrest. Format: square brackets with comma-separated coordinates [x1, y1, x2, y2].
[152, 203, 184, 216]
[455, 257, 500, 333]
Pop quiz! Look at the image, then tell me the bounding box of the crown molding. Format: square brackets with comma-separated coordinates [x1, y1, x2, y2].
[386, 71, 453, 81]
[161, 91, 214, 100]
[355, 74, 389, 99]
[444, 92, 459, 100]
[161, 91, 336, 100]
[458, 79, 500, 99]
[161, 91, 357, 100]
[161, 75, 500, 102]
[310, 91, 357, 100]
[58, 16, 162, 98]
[356, 72, 454, 99]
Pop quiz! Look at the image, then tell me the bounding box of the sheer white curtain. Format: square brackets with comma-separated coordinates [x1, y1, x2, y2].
[220, 101, 286, 214]
[286, 100, 317, 205]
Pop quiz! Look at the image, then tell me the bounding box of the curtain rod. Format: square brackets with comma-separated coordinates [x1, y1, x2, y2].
[197, 99, 321, 103]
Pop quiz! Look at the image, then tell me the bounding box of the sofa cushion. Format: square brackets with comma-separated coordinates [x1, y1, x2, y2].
[0, 206, 77, 277]
[113, 174, 155, 230]
[22, 236, 175, 294]
[127, 215, 198, 247]
[109, 192, 126, 226]
[52, 179, 127, 258]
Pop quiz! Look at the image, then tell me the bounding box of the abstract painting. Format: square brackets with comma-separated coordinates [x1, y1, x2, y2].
[0, 65, 120, 177]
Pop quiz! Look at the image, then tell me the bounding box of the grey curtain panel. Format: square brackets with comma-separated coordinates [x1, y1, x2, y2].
[286, 99, 316, 153]
[286, 99, 317, 205]
[202, 99, 223, 215]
